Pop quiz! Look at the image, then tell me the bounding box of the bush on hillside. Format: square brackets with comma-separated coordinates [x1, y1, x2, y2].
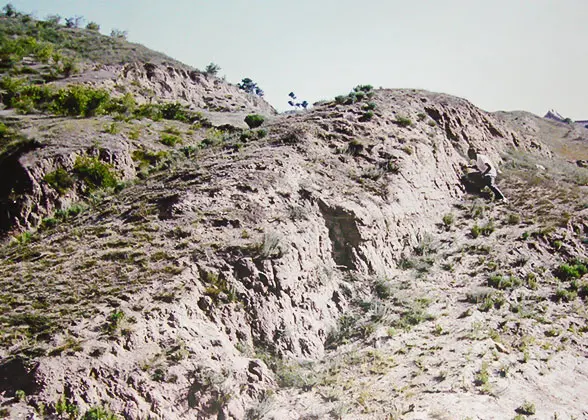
[110, 29, 128, 40]
[395, 116, 413, 127]
[44, 168, 75, 195]
[73, 156, 118, 191]
[204, 62, 221, 76]
[554, 261, 587, 281]
[51, 85, 110, 116]
[85, 22, 100, 31]
[160, 102, 189, 122]
[244, 114, 265, 129]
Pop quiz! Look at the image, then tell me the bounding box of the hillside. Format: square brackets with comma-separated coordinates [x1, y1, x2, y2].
[1, 10, 587, 420]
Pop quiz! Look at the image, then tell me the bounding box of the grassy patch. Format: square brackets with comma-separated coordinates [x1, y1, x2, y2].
[43, 168, 75, 195]
[73, 156, 119, 191]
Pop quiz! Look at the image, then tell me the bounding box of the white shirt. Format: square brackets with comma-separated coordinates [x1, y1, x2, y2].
[476, 154, 497, 177]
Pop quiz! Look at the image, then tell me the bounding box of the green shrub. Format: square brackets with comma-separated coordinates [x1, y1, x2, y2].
[201, 128, 225, 147]
[82, 406, 119, 420]
[471, 224, 481, 238]
[554, 261, 587, 281]
[73, 156, 118, 191]
[345, 139, 364, 156]
[160, 102, 190, 122]
[442, 213, 455, 228]
[487, 275, 522, 290]
[132, 149, 169, 169]
[395, 116, 413, 127]
[354, 84, 373, 93]
[44, 168, 74, 194]
[204, 62, 221, 76]
[203, 272, 237, 303]
[360, 110, 374, 121]
[507, 213, 521, 225]
[160, 133, 182, 147]
[554, 289, 577, 303]
[325, 314, 359, 349]
[51, 85, 111, 117]
[515, 401, 536, 416]
[244, 114, 265, 129]
[363, 102, 377, 111]
[85, 22, 100, 31]
[103, 310, 124, 334]
[106, 93, 136, 116]
[374, 279, 392, 299]
[55, 204, 84, 220]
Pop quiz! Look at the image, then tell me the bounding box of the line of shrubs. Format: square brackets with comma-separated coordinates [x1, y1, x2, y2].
[0, 76, 200, 122]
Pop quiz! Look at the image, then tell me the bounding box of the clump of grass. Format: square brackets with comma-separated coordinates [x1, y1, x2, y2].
[373, 279, 392, 299]
[345, 139, 364, 156]
[394, 116, 413, 127]
[507, 213, 521, 225]
[474, 361, 489, 386]
[515, 401, 536, 416]
[362, 102, 377, 111]
[252, 232, 287, 259]
[103, 310, 124, 334]
[73, 156, 118, 191]
[395, 300, 434, 330]
[82, 406, 119, 420]
[203, 272, 237, 303]
[554, 289, 577, 303]
[442, 213, 455, 228]
[553, 260, 587, 281]
[102, 122, 119, 134]
[471, 220, 494, 238]
[325, 314, 360, 349]
[478, 294, 506, 312]
[44, 168, 74, 195]
[132, 149, 169, 172]
[160, 133, 182, 147]
[360, 110, 374, 121]
[471, 224, 482, 238]
[487, 274, 522, 290]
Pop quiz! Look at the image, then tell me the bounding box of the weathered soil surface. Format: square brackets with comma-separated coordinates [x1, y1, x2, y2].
[1, 82, 587, 420]
[0, 17, 587, 419]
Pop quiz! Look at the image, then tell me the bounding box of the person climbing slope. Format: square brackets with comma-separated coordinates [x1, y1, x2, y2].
[467, 147, 507, 202]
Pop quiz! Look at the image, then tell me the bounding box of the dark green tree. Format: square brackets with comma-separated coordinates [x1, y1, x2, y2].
[204, 63, 221, 76]
[238, 78, 264, 96]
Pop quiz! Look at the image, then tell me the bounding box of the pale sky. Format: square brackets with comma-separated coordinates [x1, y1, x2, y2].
[9, 1, 588, 119]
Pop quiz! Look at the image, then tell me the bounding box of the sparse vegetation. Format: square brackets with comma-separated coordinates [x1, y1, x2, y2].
[442, 213, 455, 228]
[515, 401, 536, 416]
[203, 271, 237, 303]
[487, 274, 522, 290]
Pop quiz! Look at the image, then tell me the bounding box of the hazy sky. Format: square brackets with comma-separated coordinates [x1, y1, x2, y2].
[9, 0, 588, 118]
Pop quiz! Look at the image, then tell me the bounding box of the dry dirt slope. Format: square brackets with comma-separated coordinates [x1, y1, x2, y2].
[0, 85, 586, 420]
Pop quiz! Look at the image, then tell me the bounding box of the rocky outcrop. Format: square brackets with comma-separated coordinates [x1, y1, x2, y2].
[3, 89, 580, 419]
[544, 108, 566, 122]
[66, 62, 277, 115]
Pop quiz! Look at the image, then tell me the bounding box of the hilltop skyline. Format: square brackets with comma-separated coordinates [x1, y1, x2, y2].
[8, 0, 588, 119]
